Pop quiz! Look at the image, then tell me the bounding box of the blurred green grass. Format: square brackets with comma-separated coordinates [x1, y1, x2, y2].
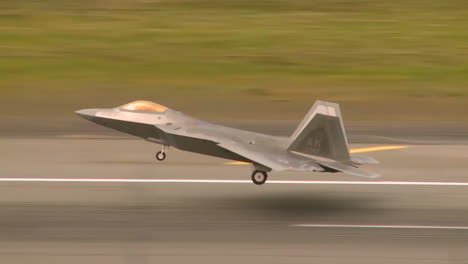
[1, 0, 467, 120]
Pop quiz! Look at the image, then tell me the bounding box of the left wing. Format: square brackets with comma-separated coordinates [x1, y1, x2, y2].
[318, 160, 380, 178]
[154, 121, 379, 177]
[154, 122, 324, 172]
[218, 142, 324, 172]
[220, 142, 379, 178]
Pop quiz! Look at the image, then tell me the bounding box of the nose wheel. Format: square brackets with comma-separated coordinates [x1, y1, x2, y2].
[155, 146, 167, 161]
[251, 170, 268, 185]
[156, 151, 166, 161]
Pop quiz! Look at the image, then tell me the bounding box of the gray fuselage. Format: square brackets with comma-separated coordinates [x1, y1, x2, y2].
[76, 107, 288, 164]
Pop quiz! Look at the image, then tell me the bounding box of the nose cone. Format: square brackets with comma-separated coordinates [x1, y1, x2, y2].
[75, 109, 99, 121]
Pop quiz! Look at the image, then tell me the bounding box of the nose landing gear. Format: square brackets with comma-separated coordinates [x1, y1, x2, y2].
[155, 146, 168, 161]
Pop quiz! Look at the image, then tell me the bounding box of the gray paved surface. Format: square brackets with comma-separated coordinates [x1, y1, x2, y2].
[0, 136, 468, 263]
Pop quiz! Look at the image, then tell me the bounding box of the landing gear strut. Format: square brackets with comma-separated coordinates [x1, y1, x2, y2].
[155, 146, 167, 161]
[251, 170, 268, 185]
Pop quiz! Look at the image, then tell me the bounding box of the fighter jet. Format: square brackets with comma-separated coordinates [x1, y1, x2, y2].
[75, 100, 379, 185]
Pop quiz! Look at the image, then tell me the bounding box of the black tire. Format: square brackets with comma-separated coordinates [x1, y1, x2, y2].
[156, 151, 166, 161]
[251, 170, 268, 185]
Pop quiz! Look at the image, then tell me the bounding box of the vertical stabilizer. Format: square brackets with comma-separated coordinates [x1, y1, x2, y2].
[288, 101, 350, 162]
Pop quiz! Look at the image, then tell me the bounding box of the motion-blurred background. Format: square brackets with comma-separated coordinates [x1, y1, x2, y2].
[1, 1, 468, 264]
[2, 0, 467, 121]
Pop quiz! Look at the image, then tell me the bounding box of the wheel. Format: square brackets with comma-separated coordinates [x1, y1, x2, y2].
[156, 151, 166, 161]
[251, 170, 268, 185]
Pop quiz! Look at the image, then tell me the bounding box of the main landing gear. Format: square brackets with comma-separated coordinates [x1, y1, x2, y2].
[251, 170, 268, 185]
[155, 146, 168, 161]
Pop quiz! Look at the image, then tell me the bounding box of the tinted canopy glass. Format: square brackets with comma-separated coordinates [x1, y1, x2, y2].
[120, 101, 167, 113]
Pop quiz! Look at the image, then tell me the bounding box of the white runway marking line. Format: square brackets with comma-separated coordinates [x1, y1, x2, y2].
[2, 178, 468, 186]
[291, 224, 468, 230]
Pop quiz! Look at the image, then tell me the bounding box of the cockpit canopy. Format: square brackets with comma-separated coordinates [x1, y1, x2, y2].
[120, 101, 168, 113]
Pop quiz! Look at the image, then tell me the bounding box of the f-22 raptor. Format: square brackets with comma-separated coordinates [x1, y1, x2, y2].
[76, 100, 378, 185]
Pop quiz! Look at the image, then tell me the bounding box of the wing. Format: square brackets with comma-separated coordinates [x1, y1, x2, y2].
[318, 161, 380, 178]
[154, 122, 378, 178]
[220, 142, 379, 178]
[154, 122, 323, 172]
[217, 142, 324, 172]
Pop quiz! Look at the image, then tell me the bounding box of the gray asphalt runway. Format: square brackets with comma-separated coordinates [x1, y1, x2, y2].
[1, 135, 468, 263]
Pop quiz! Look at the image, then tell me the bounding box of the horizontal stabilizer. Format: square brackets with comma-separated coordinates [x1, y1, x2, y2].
[318, 161, 380, 178]
[350, 154, 379, 165]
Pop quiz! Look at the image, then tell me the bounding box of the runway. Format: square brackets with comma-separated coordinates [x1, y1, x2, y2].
[1, 137, 468, 263]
